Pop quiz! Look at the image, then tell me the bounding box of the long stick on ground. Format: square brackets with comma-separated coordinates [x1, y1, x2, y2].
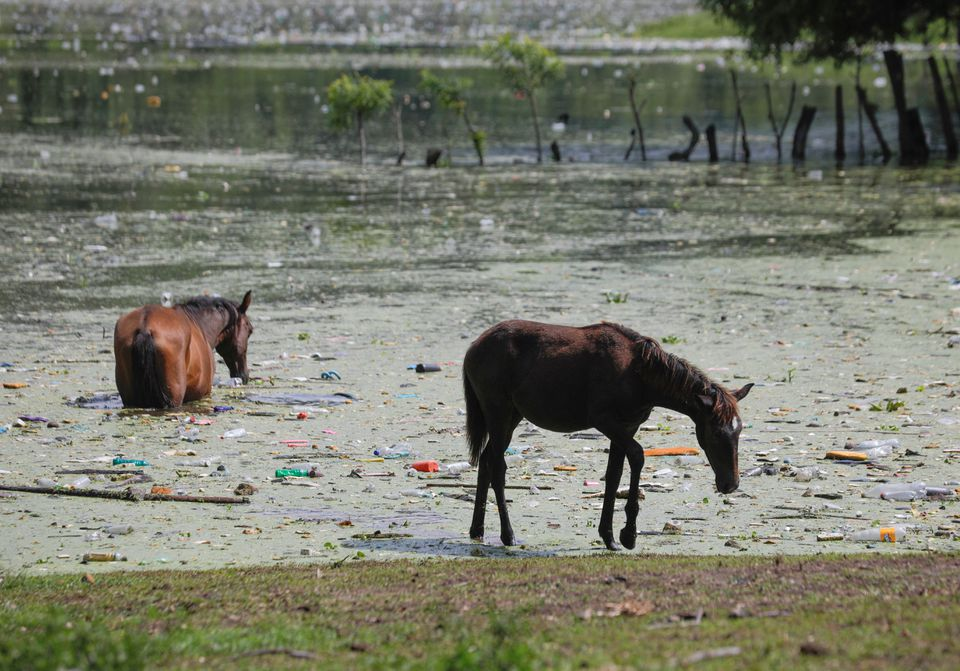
[0, 484, 249, 504]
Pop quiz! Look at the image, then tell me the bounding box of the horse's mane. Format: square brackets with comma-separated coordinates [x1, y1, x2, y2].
[177, 296, 239, 333]
[605, 322, 740, 422]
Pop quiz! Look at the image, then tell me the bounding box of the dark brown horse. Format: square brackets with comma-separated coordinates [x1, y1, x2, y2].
[463, 320, 752, 551]
[114, 292, 254, 408]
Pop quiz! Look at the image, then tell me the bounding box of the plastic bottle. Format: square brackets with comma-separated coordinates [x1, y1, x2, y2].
[82, 552, 127, 563]
[36, 477, 58, 488]
[848, 525, 909, 542]
[400, 489, 434, 498]
[853, 438, 900, 451]
[444, 461, 472, 475]
[865, 482, 927, 500]
[113, 458, 149, 466]
[863, 445, 893, 460]
[103, 524, 134, 535]
[794, 466, 824, 482]
[176, 457, 221, 467]
[275, 468, 319, 478]
[412, 460, 439, 473]
[504, 454, 524, 466]
[222, 428, 246, 439]
[373, 443, 411, 459]
[743, 467, 762, 477]
[69, 476, 91, 489]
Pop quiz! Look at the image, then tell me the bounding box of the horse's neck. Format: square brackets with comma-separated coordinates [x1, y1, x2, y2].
[644, 357, 707, 422]
[178, 307, 227, 346]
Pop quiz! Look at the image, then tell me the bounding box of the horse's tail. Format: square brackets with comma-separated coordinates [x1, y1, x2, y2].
[131, 330, 172, 408]
[463, 370, 487, 466]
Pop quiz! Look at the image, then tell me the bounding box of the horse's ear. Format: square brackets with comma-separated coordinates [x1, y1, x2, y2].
[238, 291, 252, 314]
[697, 394, 715, 410]
[732, 383, 754, 401]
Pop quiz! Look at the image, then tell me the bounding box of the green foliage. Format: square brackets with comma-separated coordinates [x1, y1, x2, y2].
[471, 129, 487, 157]
[326, 73, 393, 130]
[661, 335, 683, 344]
[0, 608, 147, 671]
[481, 33, 563, 95]
[637, 11, 738, 39]
[603, 290, 629, 303]
[420, 70, 472, 116]
[701, 0, 960, 62]
[870, 400, 905, 412]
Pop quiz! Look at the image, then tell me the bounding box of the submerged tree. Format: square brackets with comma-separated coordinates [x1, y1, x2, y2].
[420, 70, 486, 166]
[702, 0, 960, 164]
[483, 34, 563, 163]
[326, 73, 394, 166]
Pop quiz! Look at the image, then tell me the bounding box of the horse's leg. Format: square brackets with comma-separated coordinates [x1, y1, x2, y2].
[598, 441, 625, 551]
[619, 440, 645, 550]
[469, 456, 491, 542]
[487, 411, 521, 546]
[596, 423, 645, 550]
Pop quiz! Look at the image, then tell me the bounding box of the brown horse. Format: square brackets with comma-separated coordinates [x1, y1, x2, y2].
[114, 292, 254, 408]
[463, 320, 752, 551]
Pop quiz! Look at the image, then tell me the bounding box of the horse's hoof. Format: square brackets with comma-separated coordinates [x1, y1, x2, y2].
[501, 534, 516, 547]
[619, 528, 637, 550]
[469, 527, 483, 542]
[604, 540, 623, 552]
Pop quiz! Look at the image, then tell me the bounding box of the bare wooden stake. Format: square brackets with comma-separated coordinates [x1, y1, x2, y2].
[668, 116, 701, 161]
[705, 124, 719, 162]
[626, 76, 647, 161]
[730, 69, 750, 162]
[835, 85, 846, 163]
[763, 81, 796, 162]
[0, 484, 249, 504]
[928, 56, 958, 160]
[791, 105, 817, 162]
[856, 86, 893, 163]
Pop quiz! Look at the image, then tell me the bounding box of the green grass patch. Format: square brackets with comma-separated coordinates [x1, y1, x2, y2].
[2, 553, 960, 670]
[636, 11, 739, 40]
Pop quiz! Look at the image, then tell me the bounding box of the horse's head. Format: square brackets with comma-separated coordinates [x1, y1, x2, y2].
[215, 291, 254, 384]
[694, 382, 753, 494]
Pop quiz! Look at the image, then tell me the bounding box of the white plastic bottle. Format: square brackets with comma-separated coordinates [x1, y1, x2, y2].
[848, 525, 908, 542]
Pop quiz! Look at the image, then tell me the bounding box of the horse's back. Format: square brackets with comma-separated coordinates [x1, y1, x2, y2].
[464, 320, 642, 431]
[114, 305, 199, 408]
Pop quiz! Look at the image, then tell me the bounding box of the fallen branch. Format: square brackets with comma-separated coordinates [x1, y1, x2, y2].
[234, 648, 319, 661]
[0, 484, 248, 504]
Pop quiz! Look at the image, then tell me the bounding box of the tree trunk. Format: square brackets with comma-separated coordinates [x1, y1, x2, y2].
[835, 85, 846, 163]
[764, 80, 796, 162]
[550, 139, 561, 162]
[856, 86, 893, 163]
[668, 116, 700, 161]
[856, 56, 865, 165]
[394, 103, 405, 166]
[624, 129, 636, 161]
[357, 110, 366, 166]
[627, 77, 647, 161]
[528, 91, 543, 163]
[791, 105, 817, 162]
[928, 56, 958, 160]
[462, 110, 484, 166]
[730, 69, 750, 162]
[944, 56, 960, 131]
[706, 124, 719, 162]
[883, 49, 928, 165]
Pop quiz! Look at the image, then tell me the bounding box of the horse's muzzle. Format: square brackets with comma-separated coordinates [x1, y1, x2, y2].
[716, 479, 739, 494]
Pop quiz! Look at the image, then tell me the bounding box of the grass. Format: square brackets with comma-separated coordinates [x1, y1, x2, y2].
[2, 553, 960, 670]
[636, 11, 739, 40]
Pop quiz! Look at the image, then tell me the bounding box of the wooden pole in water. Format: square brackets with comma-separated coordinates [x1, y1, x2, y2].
[856, 56, 866, 165]
[928, 56, 958, 160]
[944, 56, 960, 131]
[394, 102, 406, 166]
[856, 86, 893, 163]
[764, 80, 796, 162]
[835, 85, 846, 164]
[791, 105, 817, 162]
[705, 124, 719, 162]
[730, 69, 750, 162]
[627, 76, 647, 161]
[668, 116, 700, 161]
